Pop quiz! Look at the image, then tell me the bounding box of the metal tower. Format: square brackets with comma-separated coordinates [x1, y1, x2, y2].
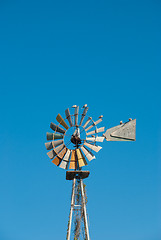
[66, 171, 90, 240]
[45, 105, 136, 240]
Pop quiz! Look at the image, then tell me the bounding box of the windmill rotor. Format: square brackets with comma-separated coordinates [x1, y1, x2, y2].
[45, 104, 105, 171]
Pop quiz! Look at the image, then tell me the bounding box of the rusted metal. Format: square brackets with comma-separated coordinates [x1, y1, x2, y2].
[54, 144, 65, 154]
[59, 149, 71, 169]
[47, 150, 57, 159]
[50, 122, 66, 134]
[66, 171, 90, 180]
[56, 114, 69, 130]
[57, 147, 67, 159]
[51, 156, 61, 166]
[69, 150, 77, 169]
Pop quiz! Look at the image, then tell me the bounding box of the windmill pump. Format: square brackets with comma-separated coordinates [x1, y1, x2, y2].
[45, 104, 136, 240]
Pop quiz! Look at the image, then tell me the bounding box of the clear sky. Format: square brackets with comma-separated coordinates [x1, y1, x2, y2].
[0, 0, 161, 240]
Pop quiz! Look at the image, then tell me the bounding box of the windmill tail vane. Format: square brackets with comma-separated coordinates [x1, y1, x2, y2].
[45, 104, 136, 240]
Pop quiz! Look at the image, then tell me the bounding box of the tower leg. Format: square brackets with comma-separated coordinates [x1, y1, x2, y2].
[80, 179, 90, 240]
[67, 178, 76, 240]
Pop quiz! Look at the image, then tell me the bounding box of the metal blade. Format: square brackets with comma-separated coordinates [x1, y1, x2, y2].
[86, 127, 105, 135]
[103, 119, 136, 141]
[52, 139, 64, 148]
[54, 143, 65, 154]
[59, 160, 69, 169]
[47, 143, 65, 160]
[63, 149, 71, 161]
[74, 106, 79, 126]
[52, 156, 61, 166]
[84, 124, 93, 132]
[69, 160, 77, 170]
[86, 136, 104, 142]
[69, 150, 77, 169]
[45, 142, 53, 150]
[79, 106, 88, 126]
[85, 118, 103, 132]
[45, 139, 64, 150]
[57, 147, 67, 159]
[76, 149, 87, 167]
[46, 132, 64, 140]
[59, 149, 71, 169]
[83, 117, 92, 129]
[56, 114, 69, 130]
[80, 146, 96, 161]
[84, 142, 102, 152]
[97, 127, 105, 133]
[65, 108, 73, 127]
[50, 122, 66, 134]
[46, 132, 54, 140]
[47, 150, 57, 159]
[94, 118, 103, 125]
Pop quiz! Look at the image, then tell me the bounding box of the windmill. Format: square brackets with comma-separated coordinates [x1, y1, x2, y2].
[45, 105, 136, 240]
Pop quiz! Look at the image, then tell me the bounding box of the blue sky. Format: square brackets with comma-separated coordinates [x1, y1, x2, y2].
[0, 0, 161, 239]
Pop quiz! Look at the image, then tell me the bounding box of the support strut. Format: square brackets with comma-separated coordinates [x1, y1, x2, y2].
[67, 178, 76, 240]
[80, 179, 90, 240]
